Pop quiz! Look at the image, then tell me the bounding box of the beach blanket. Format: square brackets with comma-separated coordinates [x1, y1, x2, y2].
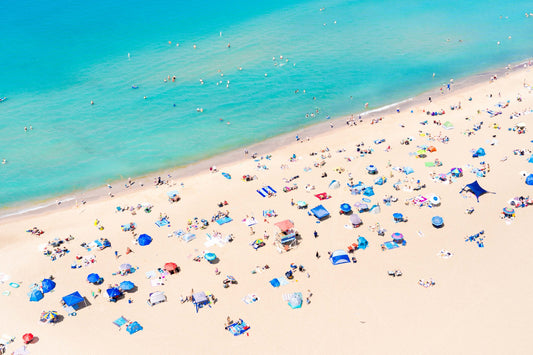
[227, 319, 250, 336]
[257, 186, 277, 197]
[243, 217, 257, 227]
[383, 241, 399, 250]
[243, 294, 259, 304]
[113, 316, 128, 327]
[215, 216, 233, 225]
[155, 218, 170, 227]
[269, 276, 289, 287]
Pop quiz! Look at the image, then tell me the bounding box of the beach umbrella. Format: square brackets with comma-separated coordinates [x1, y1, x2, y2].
[502, 207, 515, 216]
[87, 273, 101, 284]
[164, 262, 178, 272]
[119, 264, 132, 272]
[22, 333, 34, 344]
[106, 287, 121, 298]
[41, 278, 56, 293]
[391, 232, 404, 242]
[119, 281, 135, 291]
[366, 165, 378, 174]
[429, 195, 441, 206]
[204, 253, 217, 263]
[40, 310, 59, 323]
[288, 292, 303, 309]
[350, 214, 362, 226]
[340, 203, 352, 213]
[393, 213, 403, 222]
[450, 168, 463, 177]
[28, 289, 44, 302]
[297, 201, 307, 208]
[431, 216, 444, 228]
[167, 190, 179, 198]
[138, 234, 152, 246]
[526, 174, 533, 186]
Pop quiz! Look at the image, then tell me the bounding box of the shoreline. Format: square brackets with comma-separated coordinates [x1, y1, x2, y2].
[1, 57, 531, 222]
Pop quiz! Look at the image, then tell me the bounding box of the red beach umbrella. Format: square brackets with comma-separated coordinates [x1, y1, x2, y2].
[164, 262, 178, 272]
[23, 333, 34, 344]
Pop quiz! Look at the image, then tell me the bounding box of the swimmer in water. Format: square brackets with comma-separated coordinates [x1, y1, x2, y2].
[193, 44, 197, 49]
[24, 126, 27, 132]
[91, 100, 94, 105]
[2, 159, 6, 164]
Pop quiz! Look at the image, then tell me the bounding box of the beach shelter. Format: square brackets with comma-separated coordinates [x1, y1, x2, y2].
[29, 289, 44, 302]
[403, 166, 414, 175]
[443, 121, 454, 129]
[192, 291, 210, 313]
[363, 187, 375, 197]
[288, 292, 303, 309]
[137, 234, 152, 246]
[528, 155, 533, 163]
[473, 148, 486, 157]
[330, 250, 351, 265]
[62, 291, 85, 309]
[119, 281, 135, 291]
[164, 262, 179, 274]
[350, 214, 362, 227]
[357, 236, 368, 250]
[87, 273, 101, 284]
[526, 174, 533, 186]
[40, 310, 59, 323]
[340, 203, 352, 214]
[310, 205, 330, 220]
[329, 180, 340, 189]
[126, 321, 143, 335]
[431, 216, 444, 228]
[461, 181, 493, 201]
[41, 278, 56, 293]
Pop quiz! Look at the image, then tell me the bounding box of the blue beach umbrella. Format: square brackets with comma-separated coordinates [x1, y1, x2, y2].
[431, 216, 444, 228]
[204, 253, 217, 263]
[340, 203, 352, 213]
[119, 281, 135, 291]
[138, 234, 152, 246]
[87, 273, 101, 284]
[106, 287, 121, 298]
[29, 288, 44, 302]
[41, 278, 56, 293]
[393, 213, 403, 222]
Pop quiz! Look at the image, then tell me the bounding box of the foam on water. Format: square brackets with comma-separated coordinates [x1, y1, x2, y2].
[1, 0, 533, 207]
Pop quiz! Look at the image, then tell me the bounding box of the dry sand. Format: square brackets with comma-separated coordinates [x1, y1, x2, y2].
[1, 66, 533, 355]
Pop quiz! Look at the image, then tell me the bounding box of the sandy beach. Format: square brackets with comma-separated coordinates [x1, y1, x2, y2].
[1, 64, 533, 355]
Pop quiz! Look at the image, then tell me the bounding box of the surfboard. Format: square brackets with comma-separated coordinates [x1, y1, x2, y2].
[222, 172, 231, 179]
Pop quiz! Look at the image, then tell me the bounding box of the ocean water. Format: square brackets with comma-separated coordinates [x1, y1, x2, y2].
[1, 0, 532, 208]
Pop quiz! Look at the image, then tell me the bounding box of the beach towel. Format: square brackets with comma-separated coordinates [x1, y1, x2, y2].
[243, 294, 259, 304]
[215, 216, 233, 225]
[243, 217, 257, 227]
[257, 189, 266, 197]
[113, 316, 128, 327]
[155, 218, 170, 227]
[270, 276, 290, 287]
[383, 241, 399, 250]
[227, 319, 250, 336]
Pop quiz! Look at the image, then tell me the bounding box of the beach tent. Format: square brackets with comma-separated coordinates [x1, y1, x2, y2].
[363, 187, 375, 197]
[62, 291, 85, 309]
[350, 214, 362, 226]
[427, 146, 437, 152]
[41, 278, 56, 293]
[329, 180, 340, 189]
[288, 292, 303, 309]
[526, 174, 533, 186]
[126, 321, 143, 335]
[461, 181, 494, 201]
[473, 148, 486, 157]
[29, 289, 44, 302]
[137, 234, 152, 246]
[403, 166, 414, 175]
[310, 205, 330, 220]
[443, 121, 454, 130]
[330, 250, 351, 265]
[357, 236, 368, 250]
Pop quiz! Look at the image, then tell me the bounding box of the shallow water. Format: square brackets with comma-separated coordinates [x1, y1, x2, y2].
[1, 0, 532, 207]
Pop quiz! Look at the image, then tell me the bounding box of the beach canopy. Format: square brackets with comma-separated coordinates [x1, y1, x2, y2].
[340, 203, 352, 213]
[119, 281, 135, 291]
[126, 321, 143, 335]
[526, 174, 533, 186]
[310, 205, 330, 220]
[329, 180, 340, 189]
[164, 262, 178, 272]
[461, 181, 494, 201]
[138, 234, 152, 246]
[274, 220, 294, 232]
[350, 214, 362, 226]
[62, 291, 84, 307]
[357, 236, 368, 250]
[330, 250, 351, 265]
[29, 288, 44, 302]
[288, 292, 303, 309]
[431, 216, 444, 228]
[87, 273, 101, 284]
[192, 291, 210, 313]
[41, 278, 56, 293]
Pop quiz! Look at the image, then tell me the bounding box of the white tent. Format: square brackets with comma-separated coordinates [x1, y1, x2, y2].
[147, 291, 166, 306]
[329, 180, 340, 189]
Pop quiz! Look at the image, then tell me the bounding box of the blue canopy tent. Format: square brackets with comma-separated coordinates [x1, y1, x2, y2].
[357, 236, 368, 250]
[310, 205, 330, 220]
[62, 291, 86, 309]
[526, 174, 533, 186]
[431, 216, 444, 228]
[363, 187, 375, 197]
[29, 289, 44, 302]
[460, 181, 494, 201]
[330, 250, 351, 265]
[473, 147, 486, 157]
[192, 291, 211, 313]
[137, 234, 152, 246]
[41, 278, 56, 293]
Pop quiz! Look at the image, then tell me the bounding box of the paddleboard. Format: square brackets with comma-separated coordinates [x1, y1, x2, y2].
[222, 172, 231, 179]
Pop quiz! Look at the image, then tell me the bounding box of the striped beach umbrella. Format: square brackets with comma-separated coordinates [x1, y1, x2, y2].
[391, 232, 404, 241]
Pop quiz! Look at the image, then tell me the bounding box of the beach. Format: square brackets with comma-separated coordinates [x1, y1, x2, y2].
[1, 64, 533, 354]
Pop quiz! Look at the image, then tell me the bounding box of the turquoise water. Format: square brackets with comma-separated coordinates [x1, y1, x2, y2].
[1, 0, 532, 207]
